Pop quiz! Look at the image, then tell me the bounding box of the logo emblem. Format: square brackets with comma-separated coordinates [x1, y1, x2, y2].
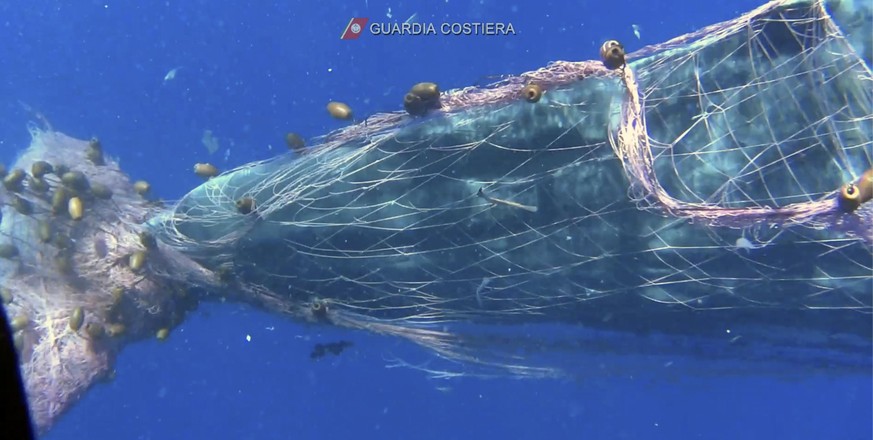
[341, 18, 369, 40]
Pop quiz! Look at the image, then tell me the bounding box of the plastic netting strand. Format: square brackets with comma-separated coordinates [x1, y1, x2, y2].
[148, 0, 871, 375]
[5, 0, 869, 433]
[614, 0, 871, 232]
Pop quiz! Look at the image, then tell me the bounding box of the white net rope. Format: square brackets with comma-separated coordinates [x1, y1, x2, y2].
[147, 0, 871, 373]
[7, 0, 868, 432]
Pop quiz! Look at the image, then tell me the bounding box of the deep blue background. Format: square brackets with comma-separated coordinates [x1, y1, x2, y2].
[1, 1, 870, 439]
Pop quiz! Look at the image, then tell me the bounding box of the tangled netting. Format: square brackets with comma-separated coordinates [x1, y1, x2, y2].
[0, 131, 219, 433]
[1, 0, 871, 434]
[151, 0, 871, 373]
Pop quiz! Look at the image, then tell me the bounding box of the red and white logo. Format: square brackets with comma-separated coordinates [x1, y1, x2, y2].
[341, 18, 369, 40]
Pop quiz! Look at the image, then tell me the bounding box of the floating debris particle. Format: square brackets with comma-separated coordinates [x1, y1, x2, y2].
[163, 66, 181, 83]
[133, 180, 151, 196]
[202, 129, 220, 155]
[68, 197, 84, 221]
[69, 307, 84, 332]
[194, 163, 219, 179]
[31, 161, 53, 179]
[521, 83, 543, 103]
[327, 101, 353, 120]
[236, 197, 256, 215]
[129, 251, 147, 272]
[285, 132, 306, 154]
[600, 40, 626, 70]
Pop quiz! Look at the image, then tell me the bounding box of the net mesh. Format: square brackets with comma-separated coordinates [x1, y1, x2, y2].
[0, 131, 218, 432]
[1, 0, 871, 432]
[149, 0, 871, 372]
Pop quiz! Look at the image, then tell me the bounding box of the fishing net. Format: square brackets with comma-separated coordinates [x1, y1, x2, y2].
[1, 0, 871, 434]
[150, 0, 871, 371]
[0, 131, 218, 433]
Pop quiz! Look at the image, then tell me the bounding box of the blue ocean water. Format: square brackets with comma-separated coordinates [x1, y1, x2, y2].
[1, 0, 870, 439]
